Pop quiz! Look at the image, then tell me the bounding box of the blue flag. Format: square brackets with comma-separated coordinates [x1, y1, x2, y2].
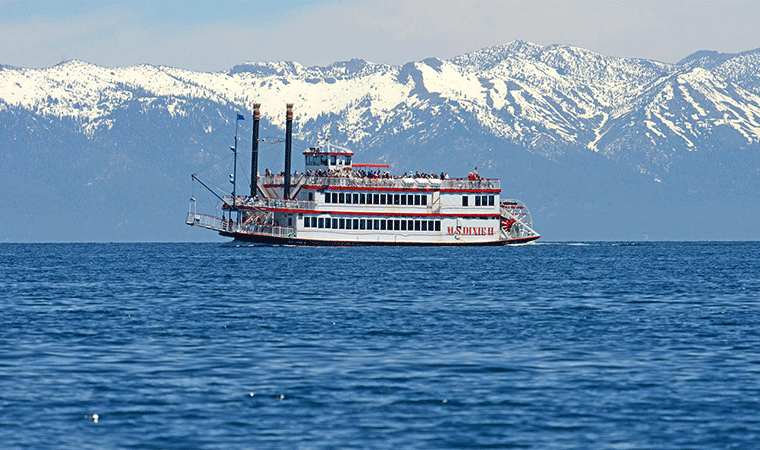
[237, 113, 244, 121]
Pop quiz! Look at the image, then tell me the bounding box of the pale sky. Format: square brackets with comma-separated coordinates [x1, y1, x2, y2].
[1, 0, 759, 71]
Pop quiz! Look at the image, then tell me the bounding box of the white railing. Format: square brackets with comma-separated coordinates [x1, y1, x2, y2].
[186, 211, 295, 237]
[238, 223, 296, 237]
[261, 175, 499, 191]
[226, 196, 318, 211]
[186, 212, 224, 231]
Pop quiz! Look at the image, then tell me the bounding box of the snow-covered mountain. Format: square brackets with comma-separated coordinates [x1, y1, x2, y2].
[2, 41, 759, 241]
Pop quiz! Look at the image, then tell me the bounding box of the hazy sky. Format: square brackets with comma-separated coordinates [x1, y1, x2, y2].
[2, 0, 759, 71]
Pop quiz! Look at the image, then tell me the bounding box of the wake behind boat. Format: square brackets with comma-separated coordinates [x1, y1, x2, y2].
[187, 104, 540, 246]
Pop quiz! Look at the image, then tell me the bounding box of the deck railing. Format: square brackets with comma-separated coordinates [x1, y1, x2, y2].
[262, 175, 499, 191]
[226, 196, 318, 211]
[186, 212, 295, 237]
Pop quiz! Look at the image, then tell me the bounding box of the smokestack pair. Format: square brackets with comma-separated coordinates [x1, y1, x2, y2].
[249, 103, 293, 199]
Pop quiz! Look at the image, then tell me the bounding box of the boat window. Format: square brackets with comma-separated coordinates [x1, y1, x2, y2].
[373, 194, 379, 204]
[380, 194, 386, 205]
[421, 220, 428, 231]
[308, 192, 314, 201]
[428, 220, 435, 231]
[346, 156, 351, 165]
[353, 219, 359, 229]
[304, 217, 310, 227]
[339, 218, 345, 229]
[414, 195, 420, 205]
[400, 220, 407, 231]
[475, 196, 481, 206]
[332, 218, 338, 229]
[489, 195, 495, 206]
[330, 155, 337, 165]
[407, 220, 413, 230]
[435, 221, 441, 231]
[332, 193, 338, 203]
[353, 194, 359, 204]
[380, 219, 386, 230]
[360, 219, 365, 230]
[415, 220, 420, 231]
[346, 193, 352, 204]
[374, 219, 380, 230]
[319, 218, 324, 228]
[407, 194, 414, 205]
[311, 217, 317, 227]
[400, 195, 406, 205]
[462, 196, 469, 206]
[325, 192, 331, 203]
[339, 193, 345, 203]
[421, 196, 427, 205]
[320, 155, 328, 165]
[393, 194, 399, 205]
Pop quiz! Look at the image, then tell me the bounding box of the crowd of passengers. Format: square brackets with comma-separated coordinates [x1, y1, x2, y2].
[265, 167, 484, 180]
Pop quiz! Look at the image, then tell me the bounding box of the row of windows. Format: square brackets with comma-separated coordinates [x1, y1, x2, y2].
[463, 195, 496, 207]
[325, 192, 428, 206]
[306, 154, 351, 166]
[303, 216, 442, 232]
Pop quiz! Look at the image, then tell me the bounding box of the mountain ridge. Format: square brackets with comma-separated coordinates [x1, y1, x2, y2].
[1, 41, 759, 241]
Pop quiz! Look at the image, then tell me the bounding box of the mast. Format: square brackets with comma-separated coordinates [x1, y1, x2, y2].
[250, 103, 260, 197]
[284, 103, 293, 199]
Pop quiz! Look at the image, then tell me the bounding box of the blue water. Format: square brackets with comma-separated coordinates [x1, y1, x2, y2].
[1, 242, 759, 449]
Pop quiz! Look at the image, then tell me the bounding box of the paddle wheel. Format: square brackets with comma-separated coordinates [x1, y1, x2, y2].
[500, 199, 540, 241]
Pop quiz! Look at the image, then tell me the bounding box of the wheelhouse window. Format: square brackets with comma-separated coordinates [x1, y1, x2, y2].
[462, 196, 469, 207]
[325, 192, 331, 203]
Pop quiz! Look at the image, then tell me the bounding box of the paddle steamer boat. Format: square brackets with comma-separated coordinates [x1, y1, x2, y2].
[186, 104, 540, 246]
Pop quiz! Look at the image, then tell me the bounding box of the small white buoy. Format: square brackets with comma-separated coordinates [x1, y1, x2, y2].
[279, 394, 285, 400]
[92, 414, 99, 423]
[442, 399, 448, 404]
[249, 392, 255, 397]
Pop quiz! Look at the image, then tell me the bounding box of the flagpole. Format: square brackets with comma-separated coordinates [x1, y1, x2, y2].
[233, 116, 238, 201]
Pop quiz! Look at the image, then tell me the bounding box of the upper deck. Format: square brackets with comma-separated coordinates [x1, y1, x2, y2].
[262, 174, 500, 192]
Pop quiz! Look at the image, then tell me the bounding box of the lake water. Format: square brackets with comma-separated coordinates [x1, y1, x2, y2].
[1, 242, 759, 449]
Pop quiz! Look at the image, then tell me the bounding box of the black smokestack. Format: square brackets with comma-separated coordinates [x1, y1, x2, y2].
[250, 103, 260, 197]
[284, 103, 293, 199]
